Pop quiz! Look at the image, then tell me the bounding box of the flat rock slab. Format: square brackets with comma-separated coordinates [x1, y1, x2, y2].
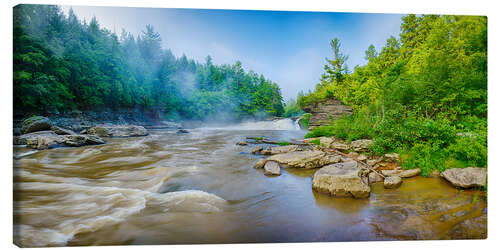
[441, 167, 487, 188]
[382, 169, 421, 178]
[384, 176, 402, 189]
[260, 145, 298, 155]
[264, 161, 281, 176]
[253, 158, 267, 169]
[312, 161, 370, 198]
[267, 150, 340, 169]
[14, 131, 105, 149]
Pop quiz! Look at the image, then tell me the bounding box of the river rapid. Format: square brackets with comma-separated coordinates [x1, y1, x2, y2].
[13, 119, 486, 247]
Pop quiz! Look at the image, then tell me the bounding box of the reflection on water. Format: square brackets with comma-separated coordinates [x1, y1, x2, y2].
[13, 121, 486, 246]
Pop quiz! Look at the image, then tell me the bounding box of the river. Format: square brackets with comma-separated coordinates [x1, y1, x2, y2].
[13, 119, 487, 247]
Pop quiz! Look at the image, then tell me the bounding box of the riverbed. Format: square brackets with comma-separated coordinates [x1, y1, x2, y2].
[13, 119, 487, 247]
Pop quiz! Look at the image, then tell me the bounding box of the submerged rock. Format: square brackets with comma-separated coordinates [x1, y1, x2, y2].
[384, 176, 403, 189]
[264, 161, 281, 176]
[88, 125, 148, 137]
[21, 116, 52, 134]
[267, 150, 340, 169]
[312, 161, 370, 198]
[177, 129, 189, 134]
[441, 167, 487, 188]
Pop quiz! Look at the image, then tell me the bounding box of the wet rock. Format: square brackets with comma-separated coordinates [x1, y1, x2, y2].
[441, 167, 487, 188]
[369, 171, 384, 184]
[21, 116, 52, 134]
[236, 141, 248, 146]
[260, 145, 299, 155]
[14, 131, 105, 149]
[264, 161, 281, 176]
[382, 169, 421, 178]
[312, 161, 370, 198]
[88, 125, 148, 137]
[267, 150, 340, 169]
[252, 146, 263, 154]
[51, 125, 76, 135]
[384, 153, 400, 163]
[253, 158, 267, 169]
[384, 176, 402, 189]
[177, 129, 189, 134]
[350, 139, 374, 152]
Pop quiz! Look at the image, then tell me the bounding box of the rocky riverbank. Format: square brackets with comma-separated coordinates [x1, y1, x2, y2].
[241, 135, 486, 197]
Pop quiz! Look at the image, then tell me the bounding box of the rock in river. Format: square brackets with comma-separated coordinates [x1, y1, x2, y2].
[441, 167, 487, 188]
[312, 161, 370, 198]
[51, 125, 76, 135]
[14, 131, 105, 149]
[384, 176, 403, 189]
[88, 125, 148, 137]
[369, 171, 384, 184]
[381, 169, 421, 178]
[267, 150, 341, 169]
[21, 116, 52, 134]
[264, 161, 281, 176]
[253, 158, 267, 169]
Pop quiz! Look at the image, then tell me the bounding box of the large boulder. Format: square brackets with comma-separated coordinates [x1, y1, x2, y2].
[21, 116, 52, 134]
[14, 131, 105, 149]
[267, 150, 340, 169]
[87, 125, 148, 137]
[312, 161, 370, 198]
[441, 167, 487, 188]
[350, 139, 374, 152]
[264, 161, 281, 176]
[260, 145, 299, 155]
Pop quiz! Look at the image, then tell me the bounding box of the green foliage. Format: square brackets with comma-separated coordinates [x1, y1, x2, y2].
[13, 5, 285, 120]
[299, 113, 311, 129]
[277, 141, 290, 146]
[300, 14, 487, 174]
[310, 138, 321, 145]
[282, 99, 304, 118]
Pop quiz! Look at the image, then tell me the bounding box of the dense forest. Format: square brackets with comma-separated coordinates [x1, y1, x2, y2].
[13, 5, 285, 121]
[298, 15, 487, 175]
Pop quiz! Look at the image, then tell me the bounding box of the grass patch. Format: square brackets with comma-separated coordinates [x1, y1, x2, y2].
[310, 138, 321, 145]
[278, 141, 290, 146]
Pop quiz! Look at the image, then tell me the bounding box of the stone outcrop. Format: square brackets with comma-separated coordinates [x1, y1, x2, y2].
[14, 131, 105, 149]
[87, 125, 148, 137]
[253, 158, 267, 169]
[267, 150, 341, 169]
[252, 146, 264, 154]
[302, 98, 353, 129]
[21, 116, 52, 134]
[441, 167, 487, 188]
[264, 161, 281, 176]
[312, 161, 370, 198]
[350, 139, 374, 152]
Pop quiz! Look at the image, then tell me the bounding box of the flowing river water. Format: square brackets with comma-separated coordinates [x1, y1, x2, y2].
[13, 119, 486, 247]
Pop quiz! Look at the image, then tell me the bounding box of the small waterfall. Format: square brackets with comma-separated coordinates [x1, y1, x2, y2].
[202, 118, 300, 131]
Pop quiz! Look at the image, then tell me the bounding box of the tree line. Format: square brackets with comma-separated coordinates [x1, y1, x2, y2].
[299, 14, 487, 175]
[13, 5, 285, 121]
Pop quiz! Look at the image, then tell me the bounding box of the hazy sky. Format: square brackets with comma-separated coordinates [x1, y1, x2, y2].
[61, 6, 403, 100]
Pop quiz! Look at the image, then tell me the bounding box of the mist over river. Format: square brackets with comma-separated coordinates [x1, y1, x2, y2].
[13, 119, 486, 247]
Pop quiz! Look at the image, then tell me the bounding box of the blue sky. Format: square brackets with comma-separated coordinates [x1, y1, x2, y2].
[61, 6, 404, 100]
